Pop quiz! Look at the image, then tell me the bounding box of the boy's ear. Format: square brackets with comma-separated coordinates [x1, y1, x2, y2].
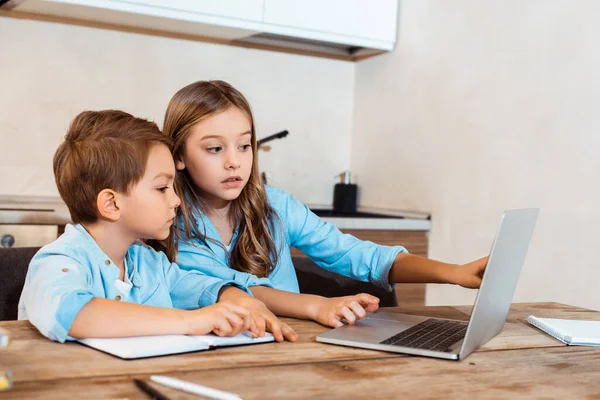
[96, 189, 121, 222]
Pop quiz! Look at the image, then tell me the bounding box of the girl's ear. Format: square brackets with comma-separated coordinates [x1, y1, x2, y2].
[175, 159, 185, 170]
[96, 189, 121, 222]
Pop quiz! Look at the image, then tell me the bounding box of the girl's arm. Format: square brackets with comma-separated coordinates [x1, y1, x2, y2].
[249, 286, 380, 328]
[68, 298, 255, 338]
[389, 253, 488, 288]
[277, 188, 487, 289]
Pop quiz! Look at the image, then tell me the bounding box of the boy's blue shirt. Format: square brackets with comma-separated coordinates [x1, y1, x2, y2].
[18, 224, 254, 343]
[176, 186, 407, 293]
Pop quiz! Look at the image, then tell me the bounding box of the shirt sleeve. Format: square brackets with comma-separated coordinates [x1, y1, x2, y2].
[21, 253, 94, 343]
[175, 240, 274, 292]
[280, 190, 407, 291]
[158, 250, 265, 309]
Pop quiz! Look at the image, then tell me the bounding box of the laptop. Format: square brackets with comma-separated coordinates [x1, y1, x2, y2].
[316, 208, 539, 361]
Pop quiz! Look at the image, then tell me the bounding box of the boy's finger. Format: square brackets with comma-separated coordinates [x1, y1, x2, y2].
[223, 303, 251, 317]
[266, 317, 284, 342]
[244, 313, 256, 334]
[253, 315, 266, 337]
[224, 314, 245, 336]
[214, 318, 233, 337]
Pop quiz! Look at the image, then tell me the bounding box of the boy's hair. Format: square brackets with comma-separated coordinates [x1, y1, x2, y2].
[161, 80, 280, 278]
[53, 110, 171, 224]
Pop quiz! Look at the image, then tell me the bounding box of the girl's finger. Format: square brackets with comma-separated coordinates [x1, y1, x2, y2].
[348, 301, 366, 319]
[355, 293, 380, 306]
[281, 322, 299, 342]
[330, 317, 344, 328]
[340, 306, 356, 324]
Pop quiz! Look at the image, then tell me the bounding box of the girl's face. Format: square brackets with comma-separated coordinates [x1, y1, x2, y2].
[176, 106, 253, 209]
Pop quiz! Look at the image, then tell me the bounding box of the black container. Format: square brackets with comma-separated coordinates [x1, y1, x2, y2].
[333, 183, 358, 213]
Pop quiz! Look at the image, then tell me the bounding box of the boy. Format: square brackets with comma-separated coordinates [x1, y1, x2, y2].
[18, 110, 273, 342]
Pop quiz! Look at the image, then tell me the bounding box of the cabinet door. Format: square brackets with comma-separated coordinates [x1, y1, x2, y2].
[263, 0, 397, 43]
[118, 0, 265, 22]
[0, 225, 58, 248]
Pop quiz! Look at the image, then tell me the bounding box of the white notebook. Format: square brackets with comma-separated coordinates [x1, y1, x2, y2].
[78, 331, 274, 359]
[527, 316, 600, 346]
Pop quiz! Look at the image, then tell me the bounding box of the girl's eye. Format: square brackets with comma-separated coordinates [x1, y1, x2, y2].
[207, 146, 222, 153]
[240, 144, 251, 151]
[158, 186, 169, 193]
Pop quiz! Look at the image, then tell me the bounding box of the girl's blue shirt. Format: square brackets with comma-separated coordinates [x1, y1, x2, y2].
[176, 186, 407, 293]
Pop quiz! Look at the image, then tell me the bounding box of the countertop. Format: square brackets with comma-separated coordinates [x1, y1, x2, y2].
[0, 196, 432, 231]
[0, 195, 70, 225]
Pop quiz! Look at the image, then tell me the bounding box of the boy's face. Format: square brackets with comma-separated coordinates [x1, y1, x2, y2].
[118, 144, 180, 240]
[176, 106, 253, 209]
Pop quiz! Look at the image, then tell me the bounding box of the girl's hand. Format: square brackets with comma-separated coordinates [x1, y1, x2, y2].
[186, 301, 255, 337]
[229, 296, 298, 342]
[450, 256, 488, 289]
[312, 293, 380, 328]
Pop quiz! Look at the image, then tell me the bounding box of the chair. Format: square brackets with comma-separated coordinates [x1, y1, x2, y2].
[293, 256, 397, 307]
[0, 247, 40, 321]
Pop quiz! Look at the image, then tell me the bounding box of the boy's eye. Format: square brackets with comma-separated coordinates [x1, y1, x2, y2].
[207, 146, 222, 153]
[157, 186, 169, 193]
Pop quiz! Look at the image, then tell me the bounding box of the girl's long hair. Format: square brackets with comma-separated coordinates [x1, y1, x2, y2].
[159, 80, 279, 278]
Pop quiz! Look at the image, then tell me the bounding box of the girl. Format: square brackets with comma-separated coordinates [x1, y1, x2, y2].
[160, 80, 487, 340]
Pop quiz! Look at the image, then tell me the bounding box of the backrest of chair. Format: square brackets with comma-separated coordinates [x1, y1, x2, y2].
[0, 247, 40, 321]
[293, 256, 397, 307]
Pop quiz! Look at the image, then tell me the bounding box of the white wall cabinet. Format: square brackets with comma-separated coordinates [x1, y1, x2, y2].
[2, 0, 398, 60]
[120, 0, 265, 23]
[263, 0, 397, 49]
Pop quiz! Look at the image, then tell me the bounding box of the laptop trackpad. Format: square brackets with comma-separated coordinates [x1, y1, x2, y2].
[319, 313, 428, 344]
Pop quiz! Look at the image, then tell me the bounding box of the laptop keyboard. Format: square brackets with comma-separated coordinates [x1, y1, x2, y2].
[380, 318, 468, 353]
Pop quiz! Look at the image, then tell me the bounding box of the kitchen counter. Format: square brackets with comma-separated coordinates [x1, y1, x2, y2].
[307, 205, 432, 231]
[0, 195, 70, 225]
[0, 197, 433, 231]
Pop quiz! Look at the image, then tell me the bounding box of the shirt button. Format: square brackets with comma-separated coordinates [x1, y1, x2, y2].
[61, 268, 69, 273]
[115, 295, 122, 301]
[104, 260, 111, 266]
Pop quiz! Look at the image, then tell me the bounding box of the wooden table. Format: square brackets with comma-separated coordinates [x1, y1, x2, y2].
[1, 302, 599, 399]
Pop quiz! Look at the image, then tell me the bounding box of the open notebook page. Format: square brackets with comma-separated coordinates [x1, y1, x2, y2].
[78, 332, 274, 359]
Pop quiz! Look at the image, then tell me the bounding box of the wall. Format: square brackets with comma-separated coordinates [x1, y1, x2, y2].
[0, 15, 355, 205]
[352, 0, 600, 309]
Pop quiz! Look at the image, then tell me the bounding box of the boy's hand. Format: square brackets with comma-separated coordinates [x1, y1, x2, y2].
[186, 302, 255, 337]
[311, 293, 380, 328]
[451, 256, 488, 289]
[232, 296, 298, 342]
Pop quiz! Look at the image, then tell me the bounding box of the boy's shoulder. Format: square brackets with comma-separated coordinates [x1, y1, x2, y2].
[33, 224, 93, 263]
[127, 240, 170, 267]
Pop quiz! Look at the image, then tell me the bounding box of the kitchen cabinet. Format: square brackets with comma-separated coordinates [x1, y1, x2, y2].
[263, 0, 398, 48]
[2, 0, 398, 60]
[122, 0, 265, 22]
[0, 225, 58, 248]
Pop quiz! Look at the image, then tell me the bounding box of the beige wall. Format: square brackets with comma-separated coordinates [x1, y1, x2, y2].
[0, 15, 355, 205]
[352, 1, 600, 309]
